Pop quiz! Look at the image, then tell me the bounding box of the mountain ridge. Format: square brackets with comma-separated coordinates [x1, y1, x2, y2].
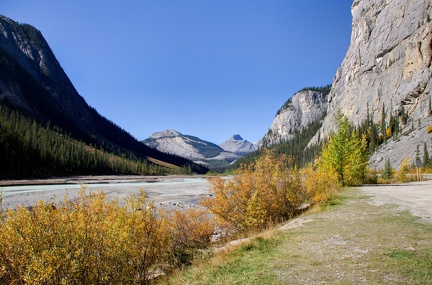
[0, 14, 207, 175]
[143, 130, 256, 170]
[261, 88, 329, 148]
[261, 0, 432, 170]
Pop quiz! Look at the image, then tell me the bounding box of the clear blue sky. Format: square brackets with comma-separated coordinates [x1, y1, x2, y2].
[1, 1, 353, 144]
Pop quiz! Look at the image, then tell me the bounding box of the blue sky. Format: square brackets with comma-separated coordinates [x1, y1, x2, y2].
[1, 1, 353, 144]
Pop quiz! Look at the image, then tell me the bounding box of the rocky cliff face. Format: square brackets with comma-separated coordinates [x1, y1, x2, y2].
[314, 0, 432, 169]
[261, 89, 328, 147]
[263, 0, 431, 170]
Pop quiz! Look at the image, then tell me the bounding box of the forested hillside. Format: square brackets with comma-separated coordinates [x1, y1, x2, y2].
[0, 104, 187, 178]
[0, 15, 208, 177]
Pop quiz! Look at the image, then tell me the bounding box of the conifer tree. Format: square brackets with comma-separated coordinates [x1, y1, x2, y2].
[423, 142, 431, 169]
[382, 158, 394, 181]
[381, 104, 387, 143]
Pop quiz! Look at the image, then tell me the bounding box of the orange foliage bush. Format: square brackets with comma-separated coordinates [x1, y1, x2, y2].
[170, 209, 214, 266]
[201, 150, 339, 233]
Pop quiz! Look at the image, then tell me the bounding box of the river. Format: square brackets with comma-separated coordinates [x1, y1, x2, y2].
[0, 176, 213, 210]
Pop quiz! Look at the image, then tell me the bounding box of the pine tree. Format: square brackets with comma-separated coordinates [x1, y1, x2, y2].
[415, 145, 421, 167]
[382, 158, 394, 180]
[423, 142, 431, 169]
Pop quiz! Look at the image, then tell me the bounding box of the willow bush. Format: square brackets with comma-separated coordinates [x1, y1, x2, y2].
[0, 189, 215, 285]
[201, 150, 339, 234]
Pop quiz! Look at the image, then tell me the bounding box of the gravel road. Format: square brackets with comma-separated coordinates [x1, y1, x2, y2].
[359, 176, 432, 224]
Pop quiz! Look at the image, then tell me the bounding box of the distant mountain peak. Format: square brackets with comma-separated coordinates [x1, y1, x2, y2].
[231, 134, 243, 141]
[219, 134, 256, 156]
[143, 130, 239, 170]
[150, 129, 182, 139]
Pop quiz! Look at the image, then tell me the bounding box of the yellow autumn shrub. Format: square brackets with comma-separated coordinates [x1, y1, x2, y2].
[0, 189, 171, 285]
[302, 166, 339, 204]
[201, 150, 307, 233]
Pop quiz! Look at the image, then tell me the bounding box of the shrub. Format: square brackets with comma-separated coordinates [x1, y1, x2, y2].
[201, 150, 338, 234]
[170, 208, 214, 266]
[363, 169, 378, 184]
[427, 125, 432, 134]
[0, 189, 171, 285]
[302, 167, 339, 204]
[201, 150, 305, 233]
[395, 156, 412, 183]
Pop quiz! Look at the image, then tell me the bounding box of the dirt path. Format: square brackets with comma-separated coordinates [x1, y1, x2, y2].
[358, 178, 432, 224]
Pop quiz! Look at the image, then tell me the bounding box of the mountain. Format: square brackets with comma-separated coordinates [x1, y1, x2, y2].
[262, 0, 432, 170]
[0, 15, 207, 175]
[261, 87, 329, 147]
[219, 134, 257, 156]
[143, 130, 239, 170]
[318, 0, 432, 169]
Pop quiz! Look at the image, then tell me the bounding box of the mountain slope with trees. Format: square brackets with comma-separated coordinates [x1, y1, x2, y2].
[0, 15, 207, 177]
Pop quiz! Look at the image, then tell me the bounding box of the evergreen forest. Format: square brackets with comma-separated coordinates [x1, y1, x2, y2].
[0, 104, 194, 178]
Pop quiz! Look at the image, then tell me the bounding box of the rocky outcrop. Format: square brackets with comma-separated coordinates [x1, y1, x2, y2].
[261, 89, 328, 147]
[314, 0, 432, 169]
[219, 134, 257, 156]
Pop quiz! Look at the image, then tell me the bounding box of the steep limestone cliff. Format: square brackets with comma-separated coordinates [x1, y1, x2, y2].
[261, 89, 328, 147]
[316, 0, 432, 169]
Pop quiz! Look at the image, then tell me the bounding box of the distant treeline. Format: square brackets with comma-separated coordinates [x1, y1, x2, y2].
[0, 104, 180, 179]
[298, 84, 332, 94]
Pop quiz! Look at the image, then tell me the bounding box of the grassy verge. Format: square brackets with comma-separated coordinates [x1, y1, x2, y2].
[157, 188, 432, 285]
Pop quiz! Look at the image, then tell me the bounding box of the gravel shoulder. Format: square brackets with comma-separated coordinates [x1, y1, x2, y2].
[358, 177, 432, 224]
[274, 179, 432, 284]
